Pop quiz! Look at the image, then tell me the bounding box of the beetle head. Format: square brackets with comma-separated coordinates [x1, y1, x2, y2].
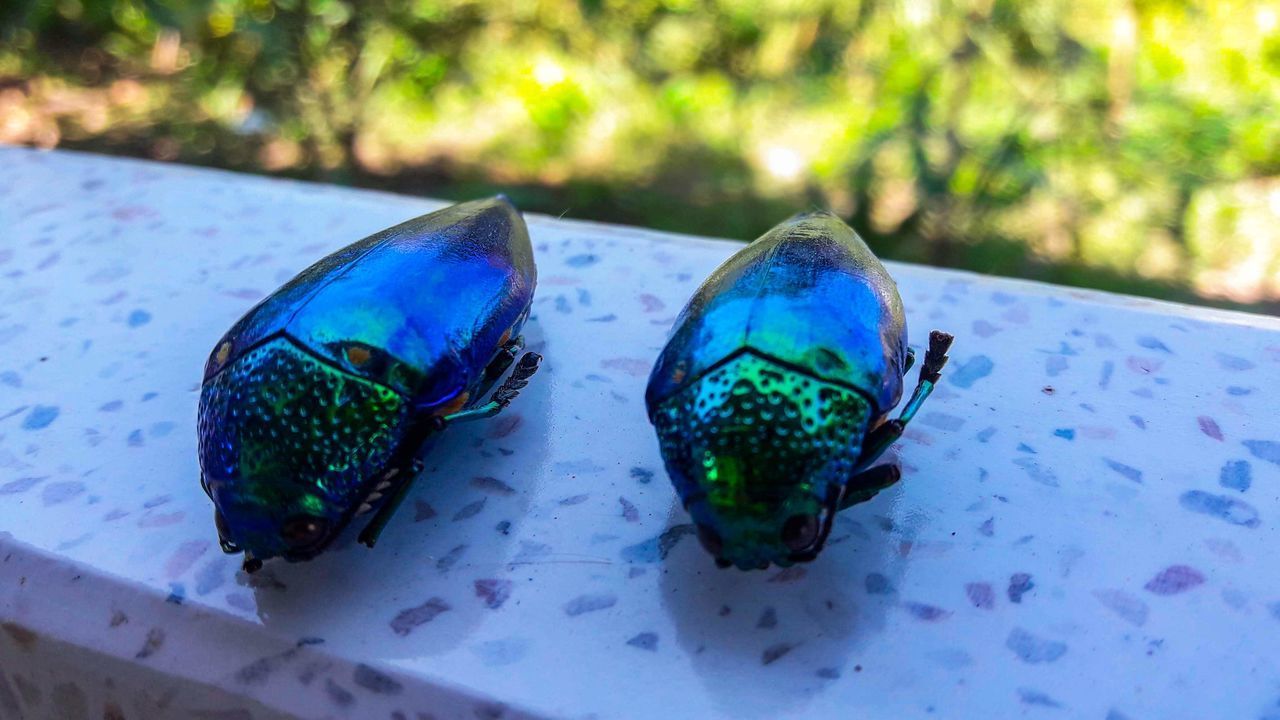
[198, 336, 410, 563]
[652, 353, 871, 570]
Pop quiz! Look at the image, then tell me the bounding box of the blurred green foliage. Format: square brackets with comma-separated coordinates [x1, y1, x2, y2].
[2, 0, 1278, 310]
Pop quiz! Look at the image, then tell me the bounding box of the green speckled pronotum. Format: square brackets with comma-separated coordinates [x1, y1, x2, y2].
[645, 210, 954, 570]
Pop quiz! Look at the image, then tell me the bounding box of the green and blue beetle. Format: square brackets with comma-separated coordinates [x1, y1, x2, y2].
[198, 197, 541, 572]
[646, 210, 954, 570]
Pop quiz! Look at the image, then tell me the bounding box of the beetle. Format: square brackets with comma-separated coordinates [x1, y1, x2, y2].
[645, 210, 954, 570]
[198, 197, 542, 572]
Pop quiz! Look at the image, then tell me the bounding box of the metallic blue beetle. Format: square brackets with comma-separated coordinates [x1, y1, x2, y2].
[198, 197, 541, 571]
[646, 210, 954, 570]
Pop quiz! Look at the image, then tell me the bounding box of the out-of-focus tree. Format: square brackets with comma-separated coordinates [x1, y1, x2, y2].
[1, 0, 1277, 310]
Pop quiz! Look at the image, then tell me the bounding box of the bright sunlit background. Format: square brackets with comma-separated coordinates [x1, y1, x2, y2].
[2, 0, 1278, 312]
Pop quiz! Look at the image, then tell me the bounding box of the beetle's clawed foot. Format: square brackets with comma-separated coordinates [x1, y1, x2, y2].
[492, 352, 542, 407]
[920, 330, 954, 383]
[242, 554, 263, 574]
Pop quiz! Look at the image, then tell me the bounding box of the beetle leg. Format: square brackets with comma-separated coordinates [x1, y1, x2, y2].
[838, 463, 901, 511]
[897, 330, 954, 424]
[853, 330, 954, 471]
[357, 470, 416, 549]
[439, 352, 543, 424]
[242, 553, 263, 574]
[214, 510, 240, 554]
[360, 353, 543, 548]
[486, 351, 542, 409]
[475, 335, 525, 398]
[356, 459, 428, 548]
[852, 419, 904, 471]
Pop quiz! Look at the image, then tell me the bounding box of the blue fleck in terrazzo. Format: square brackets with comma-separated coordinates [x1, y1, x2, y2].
[0, 147, 1279, 720]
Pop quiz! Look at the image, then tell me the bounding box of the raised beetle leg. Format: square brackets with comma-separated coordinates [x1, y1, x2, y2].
[438, 352, 543, 425]
[853, 330, 954, 471]
[475, 335, 525, 399]
[838, 463, 902, 511]
[898, 330, 954, 424]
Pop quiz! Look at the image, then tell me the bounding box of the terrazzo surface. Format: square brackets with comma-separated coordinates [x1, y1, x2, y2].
[1, 147, 1279, 719]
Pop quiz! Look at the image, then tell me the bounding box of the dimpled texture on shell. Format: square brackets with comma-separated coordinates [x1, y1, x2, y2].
[199, 338, 409, 555]
[647, 211, 908, 419]
[651, 352, 872, 567]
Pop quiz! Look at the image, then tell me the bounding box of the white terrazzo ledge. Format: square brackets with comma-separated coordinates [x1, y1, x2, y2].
[1, 147, 1278, 720]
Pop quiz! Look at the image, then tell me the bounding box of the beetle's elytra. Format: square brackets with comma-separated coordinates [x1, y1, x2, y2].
[198, 197, 542, 571]
[645, 210, 954, 570]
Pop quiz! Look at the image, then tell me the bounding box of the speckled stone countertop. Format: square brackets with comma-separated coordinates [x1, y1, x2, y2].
[1, 148, 1278, 720]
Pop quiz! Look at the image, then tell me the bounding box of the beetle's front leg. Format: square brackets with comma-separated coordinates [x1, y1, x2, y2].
[438, 351, 543, 424]
[838, 463, 901, 510]
[475, 335, 525, 399]
[853, 330, 953, 471]
[853, 419, 905, 473]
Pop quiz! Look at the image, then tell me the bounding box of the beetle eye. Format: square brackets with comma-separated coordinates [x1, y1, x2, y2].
[782, 514, 819, 552]
[695, 523, 724, 557]
[281, 515, 329, 549]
